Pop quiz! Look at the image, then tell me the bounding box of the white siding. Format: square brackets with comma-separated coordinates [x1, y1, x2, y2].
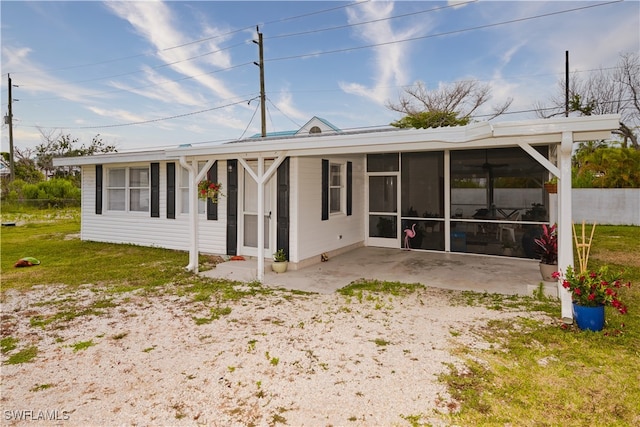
[80, 161, 227, 254]
[294, 156, 365, 262]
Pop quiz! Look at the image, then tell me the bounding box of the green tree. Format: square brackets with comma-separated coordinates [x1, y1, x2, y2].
[390, 111, 469, 129]
[573, 146, 640, 188]
[35, 130, 116, 180]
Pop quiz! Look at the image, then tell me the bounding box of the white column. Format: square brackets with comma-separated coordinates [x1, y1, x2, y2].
[444, 150, 451, 252]
[558, 131, 574, 321]
[257, 156, 265, 281]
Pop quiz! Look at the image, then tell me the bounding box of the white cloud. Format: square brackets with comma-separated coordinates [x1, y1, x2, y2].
[339, 1, 428, 104]
[86, 106, 147, 124]
[1, 46, 105, 103]
[108, 66, 208, 107]
[104, 1, 237, 102]
[273, 90, 307, 122]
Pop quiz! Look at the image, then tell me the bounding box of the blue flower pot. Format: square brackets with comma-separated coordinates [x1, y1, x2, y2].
[572, 303, 605, 331]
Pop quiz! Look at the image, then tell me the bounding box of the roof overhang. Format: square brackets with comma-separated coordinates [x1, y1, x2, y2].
[53, 114, 620, 166]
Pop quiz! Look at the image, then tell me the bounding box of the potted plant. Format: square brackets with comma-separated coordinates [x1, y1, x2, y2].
[198, 180, 223, 203]
[553, 266, 631, 331]
[544, 177, 558, 194]
[534, 223, 557, 281]
[272, 249, 288, 273]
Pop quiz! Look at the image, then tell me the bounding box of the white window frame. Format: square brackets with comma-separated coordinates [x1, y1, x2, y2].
[329, 162, 345, 215]
[106, 166, 150, 213]
[179, 162, 206, 215]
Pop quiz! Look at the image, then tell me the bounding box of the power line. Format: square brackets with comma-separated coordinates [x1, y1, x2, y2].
[265, 1, 622, 63]
[8, 1, 370, 77]
[266, 97, 302, 130]
[267, 0, 477, 40]
[23, 62, 255, 103]
[25, 98, 256, 130]
[12, 0, 622, 106]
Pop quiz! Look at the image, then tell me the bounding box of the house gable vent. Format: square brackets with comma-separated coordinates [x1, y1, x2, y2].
[309, 126, 322, 134]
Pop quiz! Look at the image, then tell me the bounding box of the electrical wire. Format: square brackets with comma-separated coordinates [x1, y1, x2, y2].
[237, 98, 261, 140]
[265, 1, 623, 63]
[266, 97, 302, 130]
[266, 0, 476, 40]
[57, 98, 254, 130]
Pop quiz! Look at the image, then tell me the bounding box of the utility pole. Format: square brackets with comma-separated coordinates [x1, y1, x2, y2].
[565, 50, 569, 118]
[253, 26, 266, 137]
[7, 73, 15, 181]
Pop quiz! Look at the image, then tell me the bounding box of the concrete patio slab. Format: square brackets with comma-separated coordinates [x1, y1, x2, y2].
[200, 247, 558, 297]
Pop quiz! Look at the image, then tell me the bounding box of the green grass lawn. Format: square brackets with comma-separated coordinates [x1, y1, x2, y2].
[1, 208, 639, 425]
[440, 225, 640, 426]
[1, 207, 191, 292]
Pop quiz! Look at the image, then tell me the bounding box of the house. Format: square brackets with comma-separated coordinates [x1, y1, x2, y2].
[0, 158, 11, 178]
[53, 114, 620, 319]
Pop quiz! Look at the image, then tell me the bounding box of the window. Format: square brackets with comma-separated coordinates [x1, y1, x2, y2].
[309, 126, 322, 134]
[180, 162, 206, 214]
[330, 163, 343, 214]
[107, 167, 149, 212]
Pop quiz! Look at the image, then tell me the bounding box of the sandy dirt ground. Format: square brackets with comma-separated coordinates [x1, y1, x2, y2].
[1, 283, 547, 426]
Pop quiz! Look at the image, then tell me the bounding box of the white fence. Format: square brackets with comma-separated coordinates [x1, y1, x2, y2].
[573, 189, 640, 226]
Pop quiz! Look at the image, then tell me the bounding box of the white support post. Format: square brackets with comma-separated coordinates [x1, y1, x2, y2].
[179, 157, 215, 273]
[238, 153, 288, 282]
[558, 131, 574, 321]
[257, 156, 265, 281]
[443, 150, 451, 252]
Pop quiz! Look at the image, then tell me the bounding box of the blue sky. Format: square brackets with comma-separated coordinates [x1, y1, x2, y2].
[1, 0, 638, 152]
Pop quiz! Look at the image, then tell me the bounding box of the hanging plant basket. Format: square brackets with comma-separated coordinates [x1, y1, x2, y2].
[544, 182, 557, 194]
[198, 180, 224, 203]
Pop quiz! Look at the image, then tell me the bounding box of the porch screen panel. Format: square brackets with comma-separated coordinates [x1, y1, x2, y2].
[449, 147, 549, 258]
[369, 176, 396, 213]
[400, 152, 445, 251]
[368, 175, 397, 239]
[367, 153, 399, 172]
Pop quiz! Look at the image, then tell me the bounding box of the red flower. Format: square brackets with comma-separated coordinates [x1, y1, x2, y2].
[587, 293, 595, 301]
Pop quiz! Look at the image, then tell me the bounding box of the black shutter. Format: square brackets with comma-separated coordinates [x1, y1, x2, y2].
[166, 162, 175, 219]
[207, 161, 218, 220]
[150, 163, 160, 218]
[95, 164, 103, 215]
[226, 160, 238, 255]
[277, 158, 290, 257]
[347, 161, 352, 216]
[321, 159, 329, 221]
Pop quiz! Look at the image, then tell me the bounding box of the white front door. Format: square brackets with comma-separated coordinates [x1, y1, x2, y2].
[240, 160, 275, 258]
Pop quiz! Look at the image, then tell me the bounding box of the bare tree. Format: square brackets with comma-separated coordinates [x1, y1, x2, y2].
[535, 52, 639, 149]
[35, 128, 117, 178]
[386, 80, 513, 128]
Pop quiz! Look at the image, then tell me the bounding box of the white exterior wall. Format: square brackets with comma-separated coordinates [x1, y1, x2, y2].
[294, 156, 365, 263]
[80, 161, 227, 254]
